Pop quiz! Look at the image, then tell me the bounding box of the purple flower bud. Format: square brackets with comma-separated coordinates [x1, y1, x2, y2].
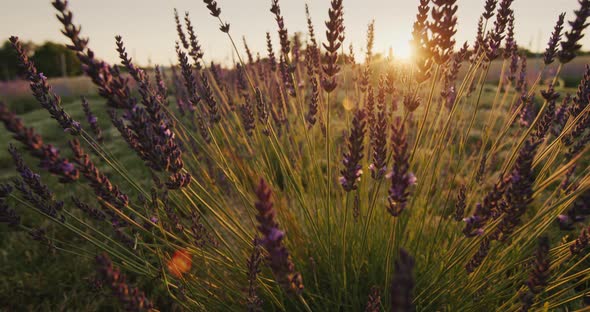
[557, 214, 569, 222]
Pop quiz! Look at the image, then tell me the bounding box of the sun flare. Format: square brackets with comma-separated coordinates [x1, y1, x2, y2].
[390, 40, 414, 62]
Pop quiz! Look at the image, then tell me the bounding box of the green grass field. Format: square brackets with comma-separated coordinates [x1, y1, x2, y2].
[0, 93, 184, 311]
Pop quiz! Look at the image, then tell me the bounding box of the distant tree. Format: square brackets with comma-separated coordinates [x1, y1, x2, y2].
[0, 40, 35, 81]
[0, 40, 81, 81]
[31, 42, 82, 78]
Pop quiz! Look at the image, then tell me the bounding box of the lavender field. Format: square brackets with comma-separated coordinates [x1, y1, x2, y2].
[3, 0, 590, 311]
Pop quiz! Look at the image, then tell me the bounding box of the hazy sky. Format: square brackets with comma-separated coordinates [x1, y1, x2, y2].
[1, 0, 588, 66]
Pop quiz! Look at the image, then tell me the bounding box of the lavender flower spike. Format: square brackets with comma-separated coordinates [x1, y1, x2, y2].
[520, 236, 550, 311]
[254, 178, 303, 295]
[340, 109, 367, 192]
[370, 96, 388, 180]
[0, 102, 79, 183]
[81, 97, 103, 143]
[544, 13, 566, 65]
[387, 117, 416, 217]
[9, 145, 64, 221]
[246, 240, 263, 311]
[95, 253, 154, 311]
[454, 185, 467, 222]
[365, 286, 381, 312]
[321, 0, 345, 92]
[390, 249, 415, 312]
[559, 0, 590, 64]
[10, 36, 81, 135]
[0, 184, 20, 227]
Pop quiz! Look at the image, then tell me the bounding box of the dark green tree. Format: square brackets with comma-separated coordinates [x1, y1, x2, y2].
[0, 40, 34, 81]
[31, 41, 82, 78]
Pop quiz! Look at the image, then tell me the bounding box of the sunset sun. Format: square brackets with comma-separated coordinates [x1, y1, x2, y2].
[390, 39, 414, 62]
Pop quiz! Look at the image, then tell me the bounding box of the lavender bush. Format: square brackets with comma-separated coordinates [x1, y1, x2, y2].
[3, 0, 590, 310]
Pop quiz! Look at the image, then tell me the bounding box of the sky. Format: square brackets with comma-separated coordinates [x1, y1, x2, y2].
[1, 0, 588, 66]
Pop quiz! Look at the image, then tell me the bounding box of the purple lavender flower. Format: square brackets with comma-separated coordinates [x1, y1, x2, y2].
[270, 0, 291, 57]
[174, 9, 190, 50]
[72, 196, 106, 221]
[154, 65, 169, 105]
[544, 13, 566, 65]
[563, 66, 590, 148]
[571, 226, 590, 255]
[442, 42, 469, 110]
[95, 253, 154, 311]
[340, 109, 367, 192]
[515, 54, 527, 93]
[495, 138, 541, 242]
[552, 95, 571, 138]
[365, 286, 381, 312]
[476, 154, 488, 185]
[69, 139, 129, 210]
[559, 0, 590, 64]
[387, 117, 415, 217]
[305, 47, 319, 128]
[29, 228, 56, 252]
[243, 36, 255, 65]
[266, 32, 278, 72]
[203, 0, 221, 17]
[53, 0, 133, 110]
[246, 239, 263, 311]
[369, 98, 388, 179]
[321, 0, 345, 92]
[200, 72, 221, 123]
[9, 145, 64, 221]
[240, 96, 256, 137]
[366, 86, 376, 127]
[390, 249, 415, 312]
[0, 184, 19, 227]
[81, 97, 104, 144]
[520, 236, 550, 311]
[189, 211, 218, 248]
[557, 214, 575, 231]
[506, 44, 520, 82]
[175, 42, 201, 111]
[254, 178, 303, 295]
[502, 12, 516, 60]
[472, 17, 485, 58]
[482, 0, 498, 20]
[184, 12, 205, 69]
[485, 0, 515, 61]
[430, 0, 458, 65]
[412, 0, 433, 83]
[454, 184, 467, 221]
[463, 178, 507, 237]
[10, 37, 81, 135]
[463, 214, 485, 237]
[279, 55, 296, 97]
[534, 84, 560, 142]
[559, 189, 590, 230]
[0, 102, 79, 183]
[466, 237, 491, 273]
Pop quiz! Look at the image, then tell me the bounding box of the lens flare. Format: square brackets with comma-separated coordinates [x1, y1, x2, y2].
[167, 249, 192, 278]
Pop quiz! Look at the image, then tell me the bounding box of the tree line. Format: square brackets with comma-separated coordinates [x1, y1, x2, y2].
[0, 40, 82, 81]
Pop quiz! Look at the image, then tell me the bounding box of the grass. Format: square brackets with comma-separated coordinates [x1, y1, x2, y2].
[0, 76, 581, 310]
[0, 95, 163, 311]
[3, 0, 590, 310]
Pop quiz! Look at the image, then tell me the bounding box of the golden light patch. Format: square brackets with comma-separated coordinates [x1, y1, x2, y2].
[167, 249, 192, 278]
[342, 96, 355, 111]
